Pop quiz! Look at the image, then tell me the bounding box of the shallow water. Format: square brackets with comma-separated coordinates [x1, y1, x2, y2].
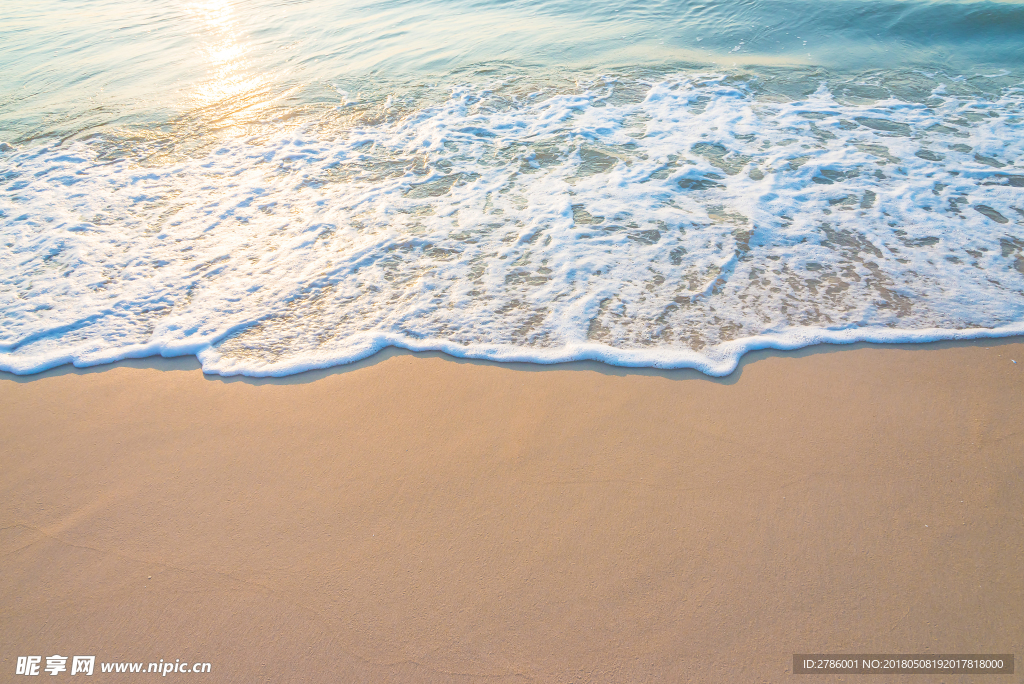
[2, 0, 1023, 375]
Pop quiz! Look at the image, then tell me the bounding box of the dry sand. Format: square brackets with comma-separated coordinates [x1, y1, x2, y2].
[2, 340, 1022, 683]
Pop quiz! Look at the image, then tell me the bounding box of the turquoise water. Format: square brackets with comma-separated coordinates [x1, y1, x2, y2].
[4, 0, 1024, 143]
[1, 0, 1023, 375]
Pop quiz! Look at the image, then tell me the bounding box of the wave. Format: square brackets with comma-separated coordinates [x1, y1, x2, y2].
[2, 73, 1023, 376]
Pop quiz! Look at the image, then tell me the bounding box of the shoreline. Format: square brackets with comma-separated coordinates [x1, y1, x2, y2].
[2, 338, 1022, 682]
[6, 332, 1024, 383]
[7, 325, 1024, 379]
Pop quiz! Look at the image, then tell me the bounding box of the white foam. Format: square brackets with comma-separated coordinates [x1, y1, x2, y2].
[2, 75, 1023, 376]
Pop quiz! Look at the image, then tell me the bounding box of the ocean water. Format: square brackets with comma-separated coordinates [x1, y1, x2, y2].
[2, 0, 1023, 375]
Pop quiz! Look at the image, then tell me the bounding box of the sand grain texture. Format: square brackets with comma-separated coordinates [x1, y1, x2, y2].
[2, 341, 1022, 682]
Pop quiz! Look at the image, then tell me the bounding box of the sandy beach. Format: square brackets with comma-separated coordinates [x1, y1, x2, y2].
[2, 340, 1022, 683]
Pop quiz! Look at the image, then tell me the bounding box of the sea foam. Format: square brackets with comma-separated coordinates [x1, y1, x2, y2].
[2, 75, 1023, 376]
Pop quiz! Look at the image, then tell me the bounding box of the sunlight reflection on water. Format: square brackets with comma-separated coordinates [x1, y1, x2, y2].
[2, 0, 1022, 142]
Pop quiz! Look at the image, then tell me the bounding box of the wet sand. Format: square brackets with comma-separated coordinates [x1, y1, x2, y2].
[2, 340, 1022, 683]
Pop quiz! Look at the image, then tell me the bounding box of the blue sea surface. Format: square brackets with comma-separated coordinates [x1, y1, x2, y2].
[1, 0, 1023, 375]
